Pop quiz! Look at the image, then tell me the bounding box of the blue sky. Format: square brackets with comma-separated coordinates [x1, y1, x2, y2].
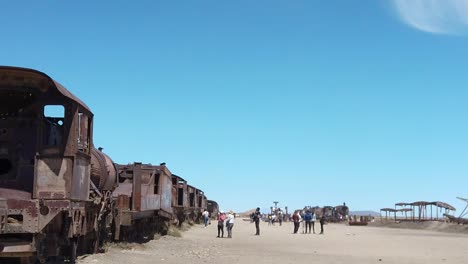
[2, 1, 468, 213]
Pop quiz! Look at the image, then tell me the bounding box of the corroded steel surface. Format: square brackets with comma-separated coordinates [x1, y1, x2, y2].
[0, 66, 92, 113]
[91, 148, 117, 191]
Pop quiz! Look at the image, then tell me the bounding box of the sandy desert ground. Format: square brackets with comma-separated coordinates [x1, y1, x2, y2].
[78, 219, 468, 264]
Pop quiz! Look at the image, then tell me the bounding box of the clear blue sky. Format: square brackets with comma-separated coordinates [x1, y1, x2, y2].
[2, 1, 468, 213]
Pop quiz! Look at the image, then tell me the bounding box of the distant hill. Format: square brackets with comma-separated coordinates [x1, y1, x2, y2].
[349, 210, 380, 217]
[238, 208, 257, 217]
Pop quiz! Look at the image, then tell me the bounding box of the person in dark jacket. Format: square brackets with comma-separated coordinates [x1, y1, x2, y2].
[292, 211, 301, 234]
[253, 207, 261, 235]
[319, 214, 325, 234]
[303, 210, 314, 234]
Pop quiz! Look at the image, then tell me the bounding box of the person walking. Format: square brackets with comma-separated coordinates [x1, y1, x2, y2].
[226, 210, 235, 238]
[253, 207, 261, 235]
[304, 210, 313, 234]
[202, 209, 209, 228]
[292, 211, 301, 234]
[217, 211, 226, 238]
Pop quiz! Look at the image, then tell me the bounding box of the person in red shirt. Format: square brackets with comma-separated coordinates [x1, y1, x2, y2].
[217, 211, 226, 238]
[292, 211, 302, 234]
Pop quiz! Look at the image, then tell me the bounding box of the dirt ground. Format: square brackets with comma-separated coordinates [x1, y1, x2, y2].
[78, 219, 468, 264]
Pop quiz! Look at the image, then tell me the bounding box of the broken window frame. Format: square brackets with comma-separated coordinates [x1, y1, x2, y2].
[42, 105, 65, 148]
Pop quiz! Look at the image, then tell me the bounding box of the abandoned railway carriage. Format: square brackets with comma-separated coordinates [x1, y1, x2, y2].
[112, 163, 173, 240]
[0, 66, 217, 263]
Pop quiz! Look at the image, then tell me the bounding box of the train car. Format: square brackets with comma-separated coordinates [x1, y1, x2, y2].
[0, 66, 116, 262]
[186, 185, 203, 223]
[171, 174, 188, 225]
[112, 163, 173, 240]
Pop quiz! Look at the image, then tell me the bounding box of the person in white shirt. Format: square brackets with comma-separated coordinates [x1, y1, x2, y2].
[226, 210, 235, 238]
[202, 209, 209, 228]
[292, 211, 302, 234]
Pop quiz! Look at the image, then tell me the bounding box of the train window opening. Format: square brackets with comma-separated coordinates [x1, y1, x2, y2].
[119, 169, 133, 183]
[77, 112, 90, 153]
[154, 173, 160, 194]
[189, 193, 195, 207]
[172, 178, 177, 185]
[8, 214, 23, 225]
[43, 105, 64, 146]
[0, 158, 13, 177]
[198, 196, 202, 207]
[178, 188, 183, 206]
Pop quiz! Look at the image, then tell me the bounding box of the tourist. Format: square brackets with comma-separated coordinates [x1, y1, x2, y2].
[278, 209, 283, 226]
[304, 210, 313, 234]
[253, 207, 261, 235]
[217, 211, 226, 238]
[319, 214, 325, 234]
[226, 210, 235, 238]
[202, 209, 209, 228]
[311, 210, 316, 233]
[292, 211, 301, 234]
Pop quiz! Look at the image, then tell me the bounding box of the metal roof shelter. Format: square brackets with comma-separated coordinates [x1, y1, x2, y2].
[394, 200, 456, 221]
[380, 208, 398, 220]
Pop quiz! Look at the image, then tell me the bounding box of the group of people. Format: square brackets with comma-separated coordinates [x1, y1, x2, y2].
[203, 207, 326, 239]
[291, 209, 325, 234]
[211, 210, 235, 238]
[202, 209, 235, 238]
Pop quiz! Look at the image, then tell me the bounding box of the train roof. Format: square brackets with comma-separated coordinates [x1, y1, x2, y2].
[172, 174, 187, 182]
[0, 66, 92, 114]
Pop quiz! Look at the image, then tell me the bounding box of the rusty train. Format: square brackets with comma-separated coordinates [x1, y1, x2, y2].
[0, 66, 218, 263]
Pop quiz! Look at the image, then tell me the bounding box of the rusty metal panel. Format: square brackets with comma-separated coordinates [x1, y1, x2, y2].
[171, 185, 177, 207]
[34, 158, 72, 199]
[132, 163, 141, 211]
[71, 156, 90, 200]
[113, 182, 132, 197]
[38, 200, 70, 232]
[160, 173, 172, 213]
[140, 194, 161, 211]
[0, 188, 31, 200]
[116, 195, 130, 209]
[1, 198, 39, 234]
[182, 183, 188, 208]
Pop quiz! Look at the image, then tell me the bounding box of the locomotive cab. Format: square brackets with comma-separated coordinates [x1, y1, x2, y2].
[0, 67, 99, 260]
[0, 67, 93, 200]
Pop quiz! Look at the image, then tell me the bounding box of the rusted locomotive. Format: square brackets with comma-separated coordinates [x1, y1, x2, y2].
[0, 66, 216, 263]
